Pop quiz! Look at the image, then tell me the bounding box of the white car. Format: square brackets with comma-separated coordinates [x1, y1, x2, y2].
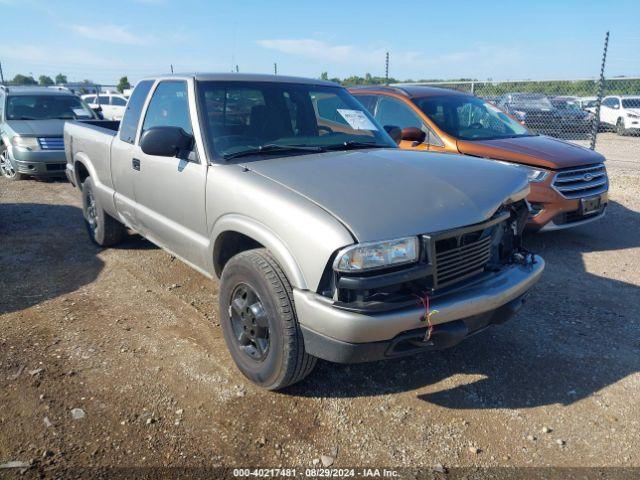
[575, 96, 598, 112]
[599, 95, 640, 135]
[81, 93, 128, 121]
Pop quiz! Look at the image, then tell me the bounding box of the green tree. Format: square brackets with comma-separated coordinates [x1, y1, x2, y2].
[117, 76, 131, 93]
[55, 73, 68, 84]
[320, 72, 328, 81]
[11, 74, 37, 85]
[38, 75, 54, 86]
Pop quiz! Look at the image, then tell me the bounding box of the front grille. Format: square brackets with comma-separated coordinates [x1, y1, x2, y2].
[552, 164, 608, 199]
[38, 137, 65, 151]
[432, 230, 494, 289]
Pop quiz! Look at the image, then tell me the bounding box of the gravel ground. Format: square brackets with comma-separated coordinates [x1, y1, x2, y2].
[1, 136, 639, 477]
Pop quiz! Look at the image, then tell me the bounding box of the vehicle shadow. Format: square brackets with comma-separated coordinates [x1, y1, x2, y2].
[289, 200, 640, 410]
[0, 203, 104, 316]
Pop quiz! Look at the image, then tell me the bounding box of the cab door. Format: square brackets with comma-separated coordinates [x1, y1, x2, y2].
[131, 79, 209, 269]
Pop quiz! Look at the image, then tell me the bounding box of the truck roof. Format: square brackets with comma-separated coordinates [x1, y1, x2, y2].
[141, 72, 338, 87]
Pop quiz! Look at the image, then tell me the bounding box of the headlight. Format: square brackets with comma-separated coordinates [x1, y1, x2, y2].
[515, 164, 548, 183]
[334, 237, 419, 273]
[11, 136, 41, 151]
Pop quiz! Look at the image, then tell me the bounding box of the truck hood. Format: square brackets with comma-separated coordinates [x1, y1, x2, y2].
[5, 120, 66, 137]
[456, 134, 605, 170]
[240, 149, 529, 242]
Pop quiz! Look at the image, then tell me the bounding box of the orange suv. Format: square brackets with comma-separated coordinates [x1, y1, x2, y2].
[350, 85, 608, 231]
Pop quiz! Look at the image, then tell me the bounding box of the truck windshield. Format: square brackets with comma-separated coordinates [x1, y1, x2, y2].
[6, 95, 96, 121]
[416, 95, 532, 141]
[196, 81, 396, 160]
[622, 98, 640, 108]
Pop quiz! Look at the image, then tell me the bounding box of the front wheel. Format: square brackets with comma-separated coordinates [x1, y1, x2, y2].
[219, 249, 316, 390]
[0, 147, 26, 181]
[617, 118, 627, 136]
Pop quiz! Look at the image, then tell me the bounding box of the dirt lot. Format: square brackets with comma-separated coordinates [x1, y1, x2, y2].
[1, 134, 639, 477]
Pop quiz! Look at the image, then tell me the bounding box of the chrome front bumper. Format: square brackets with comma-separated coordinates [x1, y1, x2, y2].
[294, 255, 545, 344]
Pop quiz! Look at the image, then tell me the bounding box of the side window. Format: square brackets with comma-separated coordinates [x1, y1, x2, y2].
[354, 95, 378, 115]
[119, 80, 154, 144]
[602, 98, 612, 108]
[98, 95, 111, 105]
[375, 96, 423, 129]
[613, 98, 621, 108]
[112, 97, 127, 106]
[142, 81, 192, 136]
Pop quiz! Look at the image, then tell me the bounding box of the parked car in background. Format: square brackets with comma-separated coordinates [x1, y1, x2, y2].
[350, 85, 608, 231]
[65, 73, 544, 389]
[496, 93, 567, 137]
[550, 96, 593, 138]
[599, 95, 640, 135]
[82, 93, 128, 121]
[0, 85, 97, 180]
[575, 96, 598, 112]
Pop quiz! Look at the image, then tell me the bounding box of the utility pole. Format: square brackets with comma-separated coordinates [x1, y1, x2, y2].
[274, 63, 278, 75]
[591, 31, 609, 151]
[170, 64, 174, 74]
[385, 52, 389, 86]
[235, 65, 239, 73]
[0, 61, 5, 85]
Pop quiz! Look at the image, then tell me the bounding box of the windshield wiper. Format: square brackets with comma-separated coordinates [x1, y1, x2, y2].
[323, 141, 388, 151]
[223, 144, 325, 160]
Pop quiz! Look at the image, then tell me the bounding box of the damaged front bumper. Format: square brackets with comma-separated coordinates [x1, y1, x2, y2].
[294, 255, 544, 363]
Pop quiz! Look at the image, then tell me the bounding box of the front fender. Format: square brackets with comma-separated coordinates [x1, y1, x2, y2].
[210, 214, 308, 290]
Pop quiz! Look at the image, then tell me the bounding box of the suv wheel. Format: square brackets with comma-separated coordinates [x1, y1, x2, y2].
[0, 147, 26, 181]
[82, 176, 126, 246]
[616, 118, 627, 136]
[219, 249, 316, 390]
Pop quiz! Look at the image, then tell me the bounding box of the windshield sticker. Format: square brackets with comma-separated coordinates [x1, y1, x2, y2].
[337, 109, 378, 131]
[73, 108, 91, 118]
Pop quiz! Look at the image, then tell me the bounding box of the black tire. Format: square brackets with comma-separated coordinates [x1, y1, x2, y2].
[219, 248, 316, 390]
[82, 176, 126, 246]
[0, 146, 26, 181]
[616, 118, 627, 136]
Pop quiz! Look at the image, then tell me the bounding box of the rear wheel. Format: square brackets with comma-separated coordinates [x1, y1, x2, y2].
[616, 118, 627, 136]
[82, 176, 126, 246]
[219, 249, 316, 390]
[0, 147, 26, 181]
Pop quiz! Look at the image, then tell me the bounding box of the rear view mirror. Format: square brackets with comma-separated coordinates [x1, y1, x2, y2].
[140, 126, 194, 157]
[400, 127, 426, 143]
[383, 125, 402, 144]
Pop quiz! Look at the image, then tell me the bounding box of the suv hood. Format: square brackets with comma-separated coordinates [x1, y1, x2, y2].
[456, 134, 605, 170]
[5, 120, 66, 137]
[240, 149, 529, 242]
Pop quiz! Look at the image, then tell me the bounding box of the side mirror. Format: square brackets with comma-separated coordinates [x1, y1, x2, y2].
[92, 106, 103, 113]
[140, 126, 194, 157]
[400, 127, 426, 143]
[383, 125, 402, 144]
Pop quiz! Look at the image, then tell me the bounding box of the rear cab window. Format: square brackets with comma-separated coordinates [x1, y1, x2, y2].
[119, 80, 154, 144]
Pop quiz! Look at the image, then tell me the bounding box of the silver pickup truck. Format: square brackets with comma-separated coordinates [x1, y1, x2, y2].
[64, 73, 544, 389]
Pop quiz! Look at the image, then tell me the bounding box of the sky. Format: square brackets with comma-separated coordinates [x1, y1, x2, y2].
[0, 0, 638, 85]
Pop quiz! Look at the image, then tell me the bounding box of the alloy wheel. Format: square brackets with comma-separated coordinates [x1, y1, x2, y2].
[85, 188, 98, 236]
[228, 283, 270, 361]
[0, 150, 16, 179]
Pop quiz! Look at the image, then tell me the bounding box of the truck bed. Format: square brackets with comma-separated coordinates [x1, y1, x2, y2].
[70, 120, 121, 136]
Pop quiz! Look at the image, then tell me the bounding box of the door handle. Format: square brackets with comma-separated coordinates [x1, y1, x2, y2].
[132, 158, 141, 171]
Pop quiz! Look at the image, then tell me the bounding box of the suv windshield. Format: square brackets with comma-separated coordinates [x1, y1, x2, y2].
[6, 95, 96, 121]
[416, 95, 531, 141]
[196, 81, 396, 160]
[622, 98, 640, 108]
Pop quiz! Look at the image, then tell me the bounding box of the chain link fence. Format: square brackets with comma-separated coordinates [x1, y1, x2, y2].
[396, 77, 640, 149]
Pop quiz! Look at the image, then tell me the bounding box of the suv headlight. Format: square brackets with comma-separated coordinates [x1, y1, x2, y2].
[334, 237, 419, 273]
[11, 136, 41, 151]
[515, 164, 548, 183]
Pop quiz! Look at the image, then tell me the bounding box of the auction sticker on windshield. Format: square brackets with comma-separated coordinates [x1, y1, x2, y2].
[337, 109, 378, 131]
